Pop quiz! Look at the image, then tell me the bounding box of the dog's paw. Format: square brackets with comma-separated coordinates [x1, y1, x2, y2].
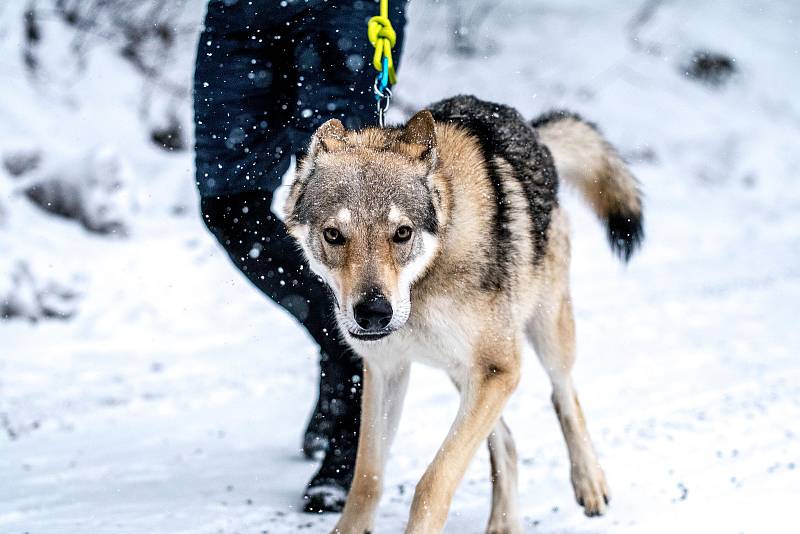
[571, 463, 610, 517]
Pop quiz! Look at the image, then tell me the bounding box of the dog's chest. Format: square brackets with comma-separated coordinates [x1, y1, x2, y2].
[364, 297, 474, 371]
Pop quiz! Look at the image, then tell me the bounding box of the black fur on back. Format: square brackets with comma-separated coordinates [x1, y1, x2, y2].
[428, 95, 558, 290]
[480, 157, 513, 290]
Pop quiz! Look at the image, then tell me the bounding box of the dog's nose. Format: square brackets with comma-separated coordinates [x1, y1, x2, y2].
[353, 289, 393, 332]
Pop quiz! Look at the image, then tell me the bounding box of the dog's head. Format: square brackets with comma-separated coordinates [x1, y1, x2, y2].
[284, 111, 445, 345]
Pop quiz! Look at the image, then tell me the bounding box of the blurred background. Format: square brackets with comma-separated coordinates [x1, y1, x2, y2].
[1, 1, 798, 532]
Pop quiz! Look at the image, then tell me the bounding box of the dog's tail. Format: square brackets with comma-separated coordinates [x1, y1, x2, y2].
[532, 111, 644, 262]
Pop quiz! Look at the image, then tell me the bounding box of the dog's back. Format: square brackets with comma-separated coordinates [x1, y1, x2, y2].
[405, 96, 643, 325]
[430, 96, 559, 270]
[429, 95, 643, 267]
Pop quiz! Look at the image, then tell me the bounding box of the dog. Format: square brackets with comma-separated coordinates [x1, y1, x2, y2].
[284, 95, 643, 533]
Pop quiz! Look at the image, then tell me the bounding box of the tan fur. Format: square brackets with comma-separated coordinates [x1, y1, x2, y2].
[285, 109, 630, 533]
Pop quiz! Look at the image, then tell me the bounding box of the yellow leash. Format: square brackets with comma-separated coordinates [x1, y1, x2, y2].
[368, 0, 396, 126]
[367, 0, 397, 85]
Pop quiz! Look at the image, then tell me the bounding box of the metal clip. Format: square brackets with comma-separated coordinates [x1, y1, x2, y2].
[373, 79, 392, 128]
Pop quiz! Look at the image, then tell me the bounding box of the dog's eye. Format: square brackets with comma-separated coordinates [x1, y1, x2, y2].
[323, 227, 345, 245]
[393, 225, 413, 243]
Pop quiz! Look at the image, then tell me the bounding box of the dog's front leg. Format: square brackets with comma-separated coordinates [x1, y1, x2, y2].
[332, 359, 410, 534]
[405, 340, 521, 534]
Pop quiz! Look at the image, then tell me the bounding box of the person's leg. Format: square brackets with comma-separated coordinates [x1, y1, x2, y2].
[195, 0, 372, 512]
[200, 190, 362, 512]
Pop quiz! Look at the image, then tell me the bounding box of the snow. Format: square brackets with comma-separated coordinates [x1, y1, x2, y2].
[1, 0, 799, 533]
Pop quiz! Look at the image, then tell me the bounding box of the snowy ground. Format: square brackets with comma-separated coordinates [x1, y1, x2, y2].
[1, 1, 799, 533]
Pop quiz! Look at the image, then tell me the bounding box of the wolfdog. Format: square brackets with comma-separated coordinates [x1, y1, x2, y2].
[284, 95, 643, 533]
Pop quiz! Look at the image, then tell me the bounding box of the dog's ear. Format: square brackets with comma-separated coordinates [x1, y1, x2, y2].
[287, 119, 346, 226]
[398, 110, 437, 166]
[310, 119, 347, 154]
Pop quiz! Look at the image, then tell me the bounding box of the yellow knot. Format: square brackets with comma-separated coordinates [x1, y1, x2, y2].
[367, 1, 397, 85]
